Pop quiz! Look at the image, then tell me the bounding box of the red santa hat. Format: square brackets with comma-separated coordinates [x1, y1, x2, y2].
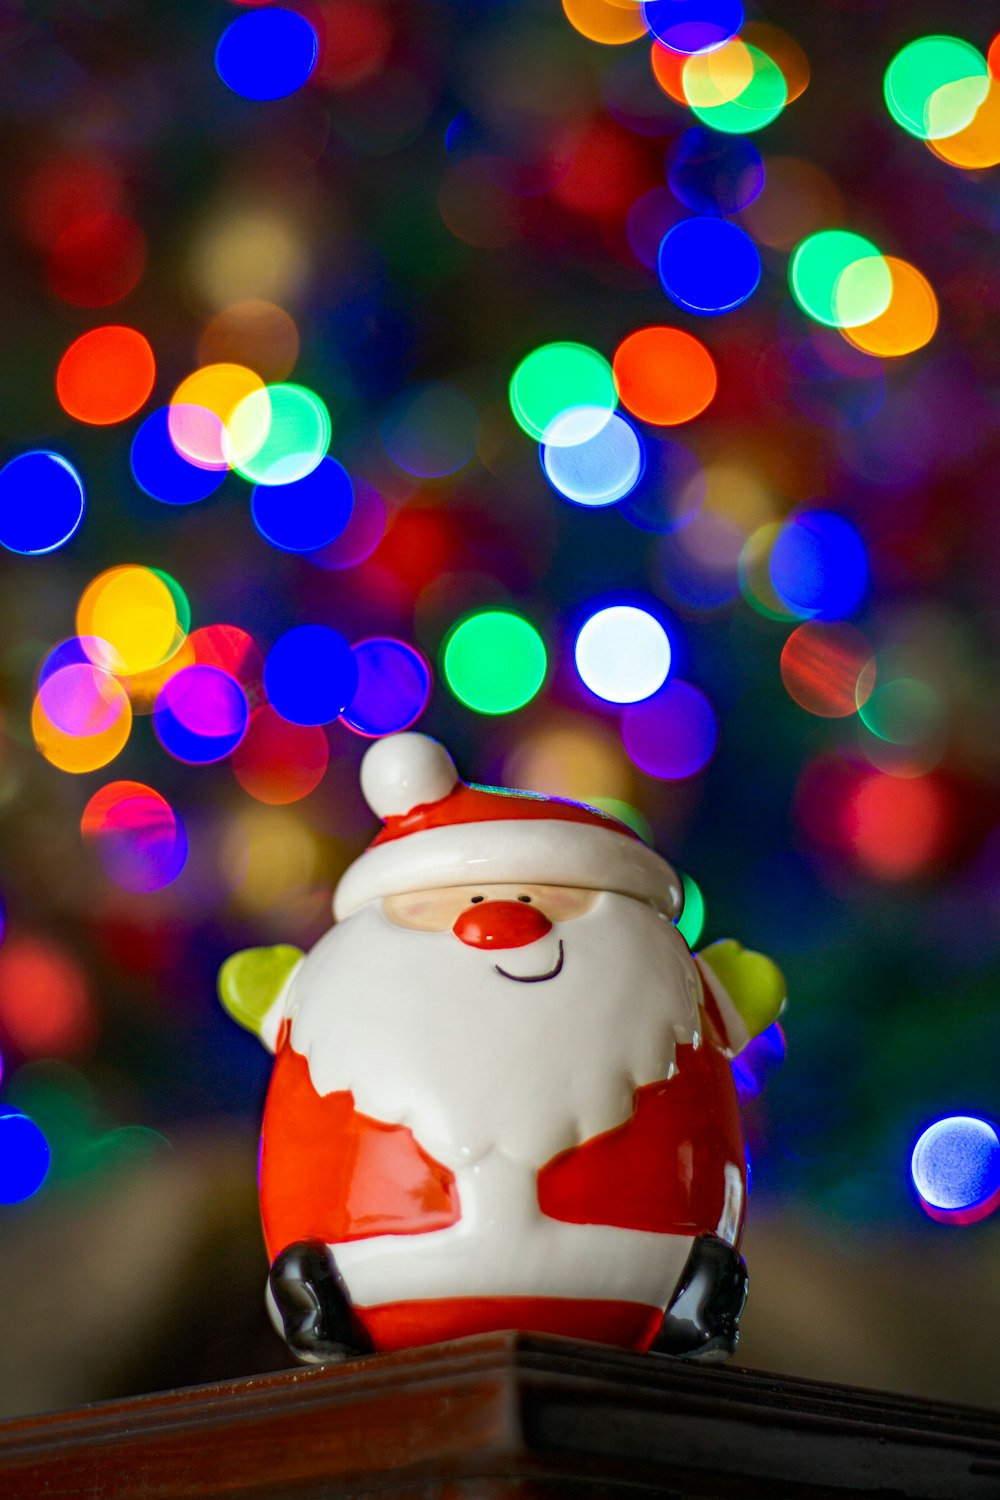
[332, 732, 683, 921]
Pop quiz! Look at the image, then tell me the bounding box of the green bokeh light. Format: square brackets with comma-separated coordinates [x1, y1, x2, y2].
[884, 36, 988, 141]
[789, 230, 892, 329]
[229, 383, 331, 485]
[150, 568, 192, 638]
[676, 872, 705, 948]
[442, 611, 547, 714]
[857, 677, 945, 746]
[687, 44, 788, 135]
[508, 342, 616, 443]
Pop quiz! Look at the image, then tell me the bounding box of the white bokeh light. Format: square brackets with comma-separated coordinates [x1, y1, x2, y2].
[574, 605, 672, 704]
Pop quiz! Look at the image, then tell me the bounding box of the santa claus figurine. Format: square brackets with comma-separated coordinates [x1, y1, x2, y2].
[219, 731, 785, 1364]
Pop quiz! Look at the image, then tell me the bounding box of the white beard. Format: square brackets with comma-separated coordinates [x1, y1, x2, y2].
[285, 891, 702, 1175]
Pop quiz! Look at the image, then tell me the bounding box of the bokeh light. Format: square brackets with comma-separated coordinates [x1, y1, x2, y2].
[82, 781, 188, 892]
[77, 565, 179, 676]
[741, 21, 809, 104]
[790, 230, 892, 329]
[231, 706, 329, 804]
[197, 299, 300, 382]
[684, 41, 788, 134]
[641, 0, 743, 55]
[666, 126, 765, 215]
[312, 479, 387, 569]
[509, 342, 617, 444]
[780, 622, 876, 718]
[381, 383, 477, 478]
[845, 770, 952, 880]
[563, 0, 648, 47]
[154, 665, 249, 763]
[32, 665, 132, 773]
[169, 364, 265, 472]
[618, 435, 704, 533]
[574, 605, 671, 704]
[188, 624, 264, 690]
[928, 78, 1000, 168]
[264, 625, 358, 726]
[769, 510, 868, 620]
[857, 676, 945, 748]
[0, 451, 85, 555]
[739, 155, 844, 250]
[341, 637, 432, 736]
[732, 1021, 786, 1103]
[215, 8, 319, 101]
[0, 936, 96, 1059]
[228, 382, 332, 485]
[0, 1110, 50, 1204]
[46, 212, 146, 309]
[541, 410, 644, 506]
[911, 1117, 1000, 1224]
[251, 456, 354, 553]
[131, 409, 228, 506]
[842, 257, 938, 359]
[443, 612, 546, 715]
[56, 326, 155, 426]
[613, 326, 717, 426]
[504, 716, 634, 804]
[675, 870, 705, 947]
[884, 36, 989, 141]
[621, 679, 718, 779]
[657, 216, 761, 315]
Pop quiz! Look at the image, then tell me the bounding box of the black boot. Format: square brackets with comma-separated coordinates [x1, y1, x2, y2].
[650, 1233, 748, 1362]
[269, 1240, 374, 1364]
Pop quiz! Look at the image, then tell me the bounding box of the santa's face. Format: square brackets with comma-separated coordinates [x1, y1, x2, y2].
[285, 884, 701, 1173]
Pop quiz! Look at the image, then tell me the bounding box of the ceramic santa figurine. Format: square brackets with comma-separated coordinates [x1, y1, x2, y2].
[219, 731, 785, 1363]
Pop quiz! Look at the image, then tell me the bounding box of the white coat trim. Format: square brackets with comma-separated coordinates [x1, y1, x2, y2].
[333, 818, 682, 921]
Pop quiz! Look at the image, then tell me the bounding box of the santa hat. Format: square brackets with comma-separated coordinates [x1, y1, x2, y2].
[332, 732, 682, 921]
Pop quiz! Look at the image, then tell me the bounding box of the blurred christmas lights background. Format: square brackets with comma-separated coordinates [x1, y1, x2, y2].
[1, 0, 1000, 1412]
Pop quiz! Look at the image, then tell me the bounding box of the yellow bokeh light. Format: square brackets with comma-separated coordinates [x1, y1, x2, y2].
[221, 807, 320, 912]
[169, 363, 266, 470]
[77, 566, 179, 677]
[189, 206, 310, 310]
[701, 463, 775, 531]
[562, 0, 648, 45]
[683, 39, 755, 109]
[504, 716, 634, 804]
[842, 257, 938, 358]
[116, 632, 196, 714]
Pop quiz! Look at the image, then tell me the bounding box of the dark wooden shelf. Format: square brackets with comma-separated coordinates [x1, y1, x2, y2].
[0, 1332, 997, 1498]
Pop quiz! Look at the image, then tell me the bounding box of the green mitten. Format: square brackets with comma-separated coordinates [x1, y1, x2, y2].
[218, 944, 304, 1040]
[697, 937, 785, 1042]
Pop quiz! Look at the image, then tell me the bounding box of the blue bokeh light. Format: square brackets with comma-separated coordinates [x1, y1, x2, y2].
[154, 665, 249, 763]
[667, 127, 765, 215]
[541, 410, 644, 507]
[251, 456, 355, 554]
[341, 638, 431, 737]
[0, 451, 85, 555]
[0, 1109, 50, 1204]
[265, 625, 358, 726]
[131, 408, 227, 507]
[911, 1116, 1000, 1221]
[769, 509, 868, 620]
[641, 0, 744, 55]
[215, 8, 318, 102]
[658, 217, 761, 316]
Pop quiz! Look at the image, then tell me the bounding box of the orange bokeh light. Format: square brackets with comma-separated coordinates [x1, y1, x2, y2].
[842, 257, 938, 359]
[613, 326, 717, 426]
[56, 326, 156, 426]
[562, 0, 648, 46]
[927, 79, 1000, 169]
[741, 21, 810, 103]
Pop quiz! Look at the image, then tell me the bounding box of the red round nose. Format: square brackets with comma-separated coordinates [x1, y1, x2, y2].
[453, 900, 553, 950]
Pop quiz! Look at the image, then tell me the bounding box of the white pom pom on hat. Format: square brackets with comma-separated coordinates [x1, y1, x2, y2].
[359, 732, 459, 819]
[334, 731, 683, 922]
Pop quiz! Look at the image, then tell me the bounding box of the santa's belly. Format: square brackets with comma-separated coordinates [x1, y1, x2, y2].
[259, 1035, 746, 1350]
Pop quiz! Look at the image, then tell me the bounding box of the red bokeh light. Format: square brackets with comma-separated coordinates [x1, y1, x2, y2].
[0, 936, 97, 1059]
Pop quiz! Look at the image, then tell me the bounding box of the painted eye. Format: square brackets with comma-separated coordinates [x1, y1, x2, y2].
[517, 894, 532, 903]
[470, 895, 485, 904]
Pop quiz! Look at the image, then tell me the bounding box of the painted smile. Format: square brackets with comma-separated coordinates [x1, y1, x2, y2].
[494, 939, 565, 984]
